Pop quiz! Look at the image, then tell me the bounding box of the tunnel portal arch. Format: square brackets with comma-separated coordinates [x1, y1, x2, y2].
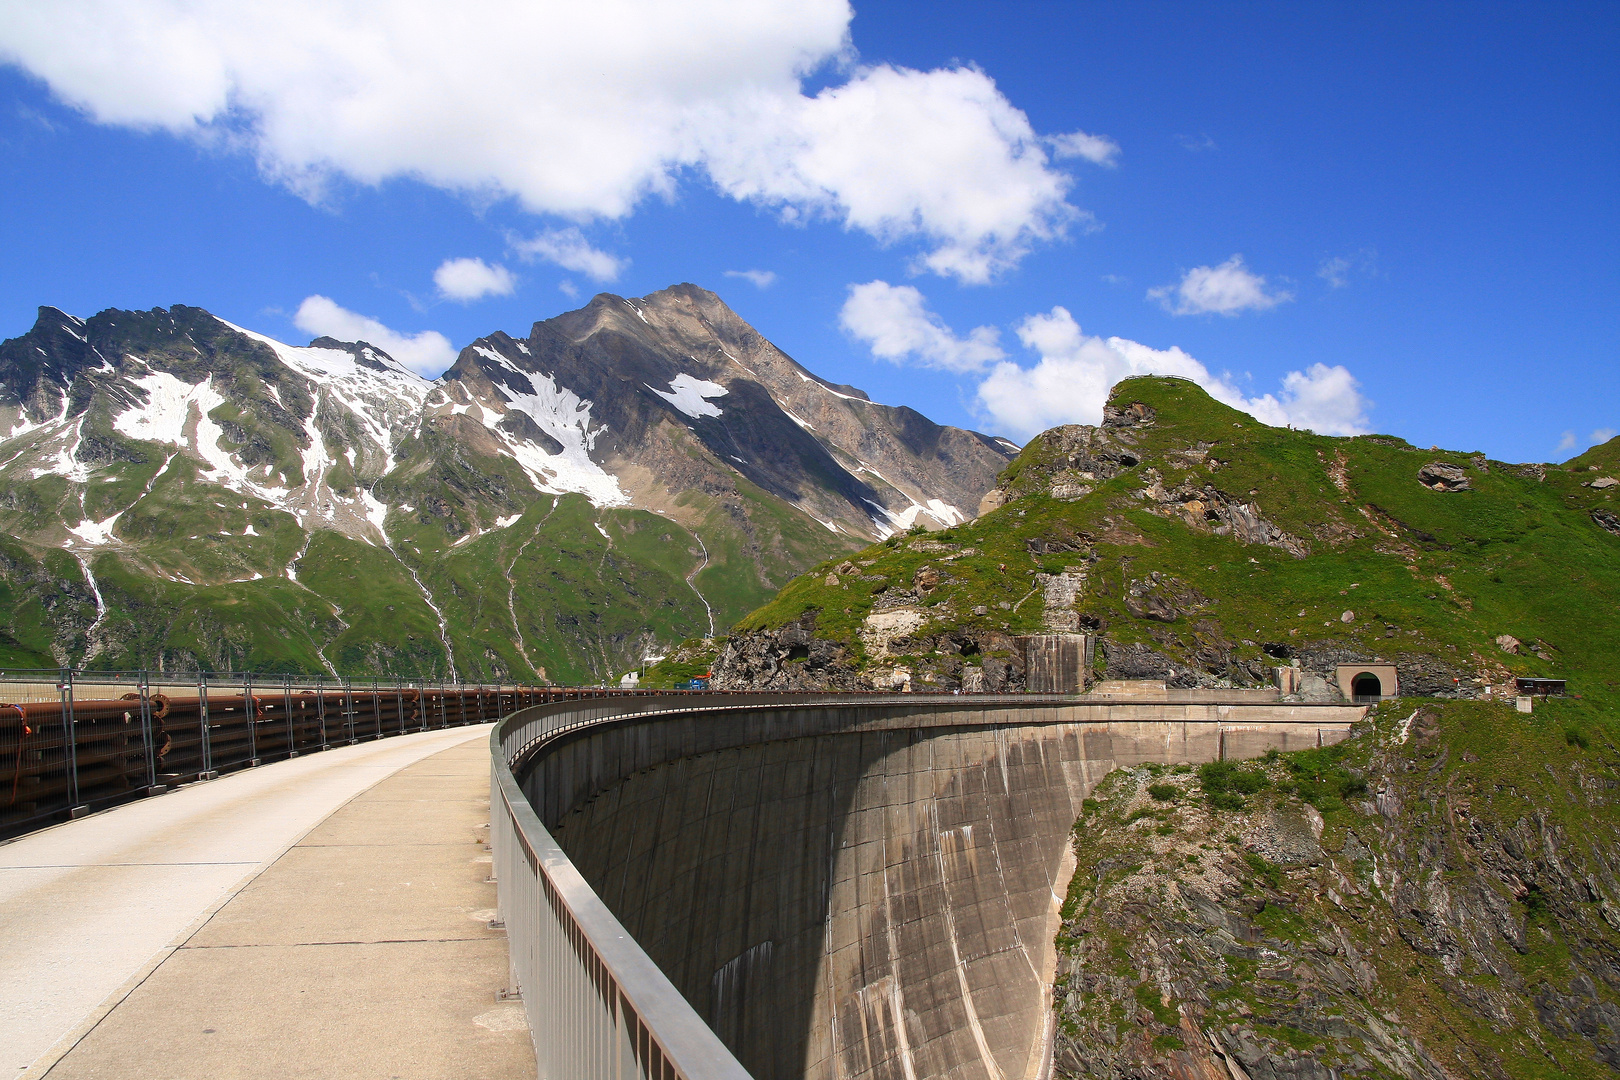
[1334, 664, 1399, 702]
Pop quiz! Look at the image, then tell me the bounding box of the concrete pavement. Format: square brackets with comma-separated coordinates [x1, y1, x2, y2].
[2, 724, 533, 1080]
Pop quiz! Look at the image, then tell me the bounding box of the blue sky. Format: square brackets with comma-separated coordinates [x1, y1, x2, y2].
[0, 1, 1614, 461]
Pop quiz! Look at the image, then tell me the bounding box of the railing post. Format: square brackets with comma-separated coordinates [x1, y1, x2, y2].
[138, 670, 156, 791]
[395, 679, 405, 736]
[371, 677, 381, 739]
[198, 673, 214, 779]
[317, 676, 330, 751]
[344, 678, 357, 744]
[284, 675, 297, 757]
[60, 668, 86, 817]
[245, 671, 258, 766]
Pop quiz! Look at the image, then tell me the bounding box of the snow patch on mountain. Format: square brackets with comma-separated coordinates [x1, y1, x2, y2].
[112, 370, 210, 446]
[360, 487, 390, 544]
[860, 482, 965, 537]
[649, 373, 727, 419]
[470, 346, 627, 507]
[111, 370, 292, 502]
[32, 415, 90, 482]
[781, 407, 815, 431]
[67, 514, 121, 546]
[220, 318, 431, 469]
[795, 369, 865, 402]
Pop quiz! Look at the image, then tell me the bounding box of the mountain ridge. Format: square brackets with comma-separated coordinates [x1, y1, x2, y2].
[0, 285, 1014, 680]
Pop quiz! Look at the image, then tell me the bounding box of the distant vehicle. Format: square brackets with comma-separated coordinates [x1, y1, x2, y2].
[676, 678, 710, 691]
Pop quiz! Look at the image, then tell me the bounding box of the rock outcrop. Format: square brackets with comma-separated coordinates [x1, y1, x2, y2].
[1417, 461, 1470, 492]
[1051, 701, 1620, 1079]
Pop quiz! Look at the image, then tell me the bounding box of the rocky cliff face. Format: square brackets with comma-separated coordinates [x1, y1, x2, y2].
[0, 286, 1013, 679]
[1051, 699, 1620, 1079]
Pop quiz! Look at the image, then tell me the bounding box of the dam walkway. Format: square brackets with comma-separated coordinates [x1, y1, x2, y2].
[2, 724, 533, 1080]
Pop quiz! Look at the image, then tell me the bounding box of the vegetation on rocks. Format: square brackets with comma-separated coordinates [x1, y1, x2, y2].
[1052, 698, 1620, 1079]
[637, 638, 719, 689]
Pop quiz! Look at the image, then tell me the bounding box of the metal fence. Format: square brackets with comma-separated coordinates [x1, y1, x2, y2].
[0, 669, 736, 840]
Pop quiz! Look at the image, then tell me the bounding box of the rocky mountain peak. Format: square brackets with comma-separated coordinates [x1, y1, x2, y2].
[0, 285, 1015, 681]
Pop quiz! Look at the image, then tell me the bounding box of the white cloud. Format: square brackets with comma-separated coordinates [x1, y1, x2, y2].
[510, 228, 626, 282]
[292, 295, 456, 376]
[1318, 256, 1351, 289]
[1149, 254, 1293, 316]
[1048, 129, 1120, 167]
[724, 268, 778, 289]
[1176, 133, 1217, 152]
[557, 280, 579, 299]
[1318, 248, 1376, 289]
[0, 1, 1100, 283]
[698, 63, 1085, 282]
[839, 280, 1003, 374]
[1241, 364, 1372, 436]
[1558, 430, 1578, 452]
[974, 305, 1369, 440]
[433, 257, 514, 302]
[1595, 428, 1619, 445]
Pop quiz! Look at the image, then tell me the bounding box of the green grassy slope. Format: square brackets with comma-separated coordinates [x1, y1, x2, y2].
[734, 377, 1620, 703]
[0, 473, 853, 683]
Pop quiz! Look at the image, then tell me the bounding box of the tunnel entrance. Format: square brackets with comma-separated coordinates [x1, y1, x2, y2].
[1351, 673, 1382, 701]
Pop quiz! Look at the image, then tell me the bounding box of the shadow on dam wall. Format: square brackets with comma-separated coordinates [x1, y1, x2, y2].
[523, 703, 1359, 1080]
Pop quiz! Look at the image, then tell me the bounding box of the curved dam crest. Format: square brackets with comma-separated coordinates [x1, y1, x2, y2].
[512, 696, 1364, 1080]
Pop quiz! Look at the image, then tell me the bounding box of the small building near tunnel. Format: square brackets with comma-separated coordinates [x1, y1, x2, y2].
[1336, 663, 1398, 701]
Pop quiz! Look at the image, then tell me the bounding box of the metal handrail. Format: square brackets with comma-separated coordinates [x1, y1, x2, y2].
[492, 714, 756, 1080]
[489, 694, 873, 1080]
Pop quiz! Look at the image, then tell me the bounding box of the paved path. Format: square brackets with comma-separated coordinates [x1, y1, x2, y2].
[2, 725, 534, 1080]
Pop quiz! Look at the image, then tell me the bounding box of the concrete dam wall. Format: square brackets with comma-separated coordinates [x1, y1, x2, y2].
[513, 696, 1363, 1080]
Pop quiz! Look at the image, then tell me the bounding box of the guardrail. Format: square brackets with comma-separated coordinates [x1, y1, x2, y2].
[492, 693, 862, 1080]
[0, 668, 801, 840]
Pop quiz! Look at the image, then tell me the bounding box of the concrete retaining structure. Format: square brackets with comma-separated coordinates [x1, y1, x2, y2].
[493, 694, 1364, 1080]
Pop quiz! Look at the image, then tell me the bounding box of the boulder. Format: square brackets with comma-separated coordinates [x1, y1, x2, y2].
[1102, 401, 1156, 428]
[1418, 461, 1470, 492]
[1594, 508, 1620, 536]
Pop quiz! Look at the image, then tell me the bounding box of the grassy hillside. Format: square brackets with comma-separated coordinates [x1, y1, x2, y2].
[731, 377, 1620, 703]
[0, 481, 851, 682]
